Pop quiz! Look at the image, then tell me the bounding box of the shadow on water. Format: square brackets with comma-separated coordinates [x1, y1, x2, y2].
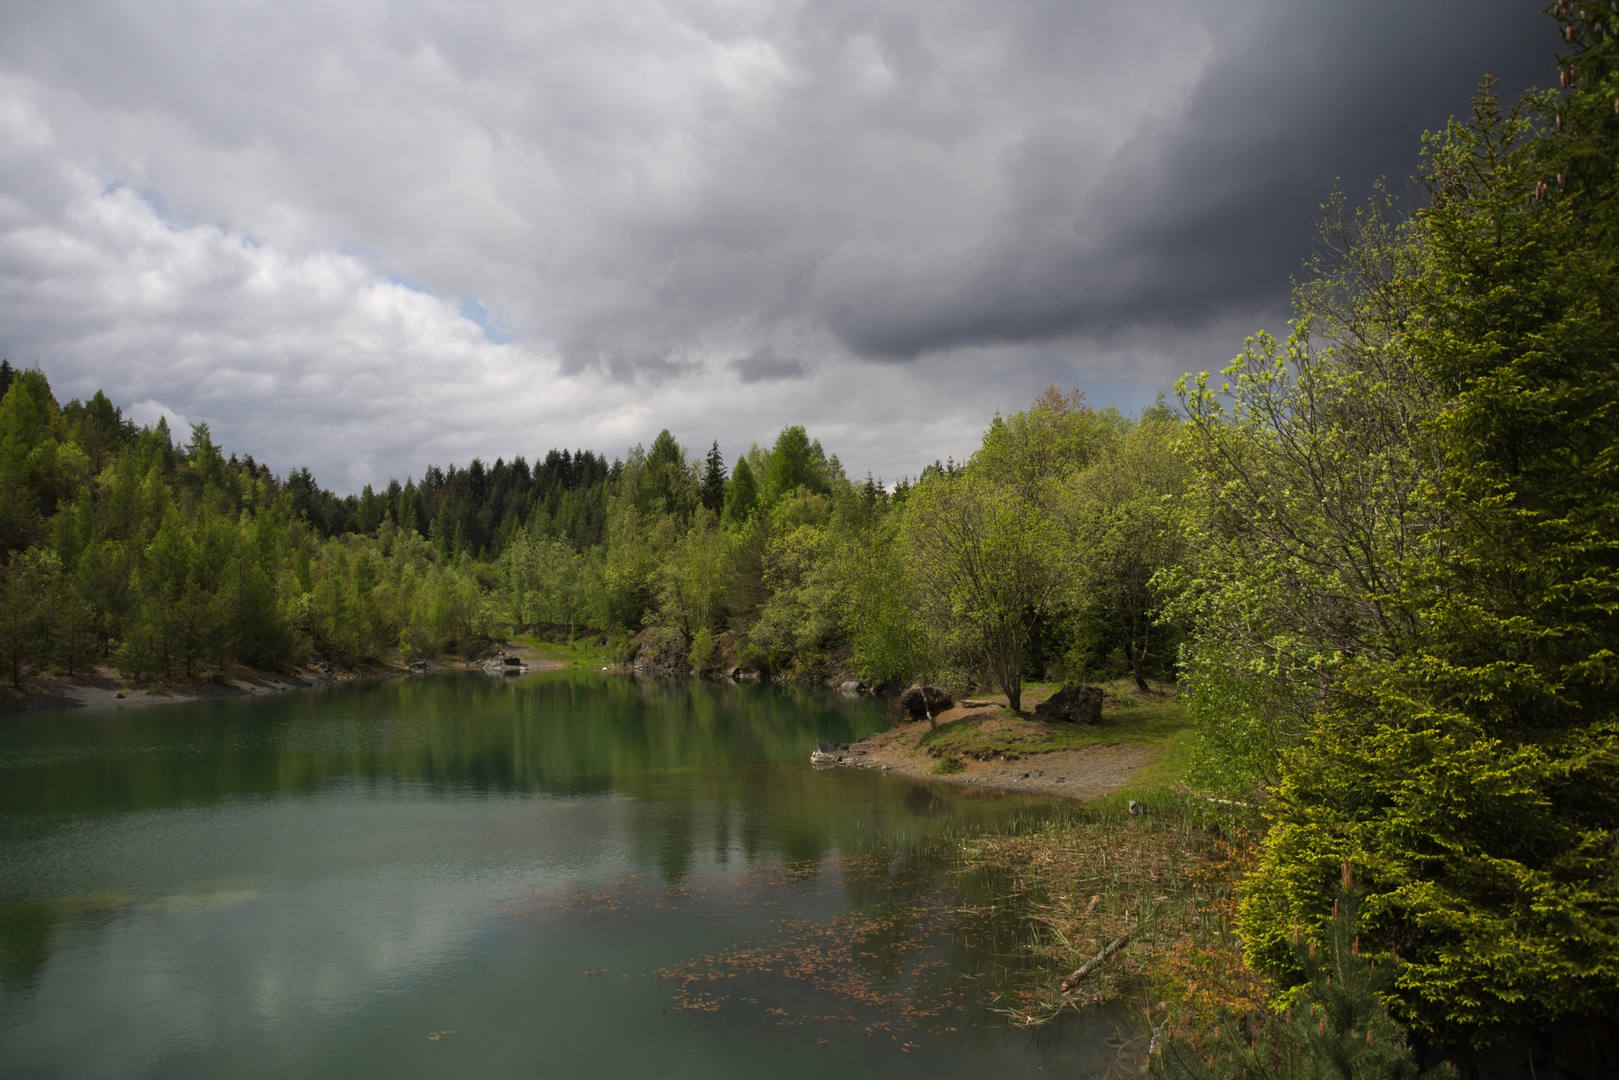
[0, 671, 1145, 1078]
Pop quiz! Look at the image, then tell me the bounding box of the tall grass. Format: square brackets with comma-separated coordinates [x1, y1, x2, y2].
[956, 790, 1258, 1024]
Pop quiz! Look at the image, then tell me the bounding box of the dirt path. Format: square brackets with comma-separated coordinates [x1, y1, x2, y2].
[821, 701, 1154, 800]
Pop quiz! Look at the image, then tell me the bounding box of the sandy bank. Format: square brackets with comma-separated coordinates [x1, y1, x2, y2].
[820, 699, 1155, 800]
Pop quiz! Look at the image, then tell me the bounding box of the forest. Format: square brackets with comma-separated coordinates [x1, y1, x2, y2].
[3, 1, 1617, 1067]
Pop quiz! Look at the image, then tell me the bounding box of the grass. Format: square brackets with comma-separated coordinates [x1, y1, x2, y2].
[511, 634, 625, 668]
[917, 678, 1195, 780]
[956, 790, 1242, 1022]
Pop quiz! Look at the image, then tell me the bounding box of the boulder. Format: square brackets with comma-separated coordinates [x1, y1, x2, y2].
[811, 739, 851, 765]
[838, 678, 865, 693]
[1033, 684, 1104, 724]
[899, 685, 954, 719]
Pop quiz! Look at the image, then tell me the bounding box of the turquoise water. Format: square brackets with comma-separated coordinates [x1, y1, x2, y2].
[0, 672, 1139, 1078]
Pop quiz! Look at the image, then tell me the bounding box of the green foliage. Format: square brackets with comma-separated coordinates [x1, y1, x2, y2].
[839, 496, 932, 687]
[917, 683, 1191, 761]
[760, 424, 827, 509]
[1169, 25, 1619, 1045]
[903, 467, 1072, 712]
[638, 429, 698, 518]
[722, 455, 759, 525]
[699, 441, 726, 515]
[1068, 414, 1189, 691]
[1152, 867, 1441, 1080]
[687, 625, 714, 671]
[932, 753, 965, 775]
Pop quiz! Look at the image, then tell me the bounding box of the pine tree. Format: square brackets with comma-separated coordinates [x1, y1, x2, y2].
[700, 441, 727, 514]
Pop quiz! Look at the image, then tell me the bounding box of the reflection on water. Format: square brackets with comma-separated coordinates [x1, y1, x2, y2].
[0, 671, 1142, 1078]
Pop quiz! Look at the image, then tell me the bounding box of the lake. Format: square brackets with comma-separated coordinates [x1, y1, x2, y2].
[0, 671, 1140, 1078]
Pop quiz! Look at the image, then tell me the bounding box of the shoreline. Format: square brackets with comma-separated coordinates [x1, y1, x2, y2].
[0, 638, 568, 715]
[5, 659, 1172, 809]
[820, 696, 1163, 801]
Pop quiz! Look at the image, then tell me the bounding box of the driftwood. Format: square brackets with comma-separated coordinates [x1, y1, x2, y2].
[1060, 935, 1129, 992]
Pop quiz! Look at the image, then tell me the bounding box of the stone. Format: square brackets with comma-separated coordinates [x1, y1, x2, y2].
[810, 739, 851, 765]
[898, 685, 954, 719]
[838, 679, 864, 692]
[1033, 684, 1104, 724]
[1129, 799, 1149, 816]
[502, 655, 522, 667]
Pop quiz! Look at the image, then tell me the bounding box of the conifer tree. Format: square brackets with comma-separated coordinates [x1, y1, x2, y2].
[1240, 13, 1619, 1045]
[700, 441, 727, 514]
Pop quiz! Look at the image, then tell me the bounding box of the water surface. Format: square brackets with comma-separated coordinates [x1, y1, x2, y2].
[0, 672, 1138, 1078]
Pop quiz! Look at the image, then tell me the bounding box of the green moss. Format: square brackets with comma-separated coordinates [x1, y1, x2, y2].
[932, 753, 966, 775]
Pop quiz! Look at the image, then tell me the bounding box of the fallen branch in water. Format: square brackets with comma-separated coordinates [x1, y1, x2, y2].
[1060, 935, 1129, 992]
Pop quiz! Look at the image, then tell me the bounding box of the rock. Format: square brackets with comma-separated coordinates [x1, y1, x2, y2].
[899, 685, 954, 719]
[1031, 769, 1043, 779]
[1129, 799, 1150, 816]
[838, 678, 865, 693]
[1033, 684, 1104, 724]
[727, 666, 741, 680]
[502, 655, 522, 667]
[810, 739, 852, 765]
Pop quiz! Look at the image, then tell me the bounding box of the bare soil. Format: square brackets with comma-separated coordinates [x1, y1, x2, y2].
[825, 699, 1154, 800]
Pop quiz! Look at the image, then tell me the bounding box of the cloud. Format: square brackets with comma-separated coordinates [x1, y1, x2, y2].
[128, 400, 192, 438]
[729, 346, 808, 384]
[0, 0, 1560, 489]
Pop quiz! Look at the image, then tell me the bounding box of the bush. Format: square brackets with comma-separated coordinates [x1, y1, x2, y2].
[687, 626, 714, 671]
[1151, 864, 1441, 1080]
[737, 638, 770, 674]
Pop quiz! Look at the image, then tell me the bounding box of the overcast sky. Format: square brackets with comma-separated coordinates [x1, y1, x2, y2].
[0, 1, 1553, 492]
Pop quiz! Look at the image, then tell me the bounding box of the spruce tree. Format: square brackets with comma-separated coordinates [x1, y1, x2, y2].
[700, 441, 726, 514]
[1240, 11, 1619, 1046]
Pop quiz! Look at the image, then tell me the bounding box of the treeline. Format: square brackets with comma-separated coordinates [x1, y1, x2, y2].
[0, 360, 618, 680]
[0, 359, 1185, 697]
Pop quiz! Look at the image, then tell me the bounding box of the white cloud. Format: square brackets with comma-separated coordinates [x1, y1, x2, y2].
[128, 399, 191, 438]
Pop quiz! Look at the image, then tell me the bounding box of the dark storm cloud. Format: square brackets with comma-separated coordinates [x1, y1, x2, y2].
[817, 1, 1553, 360]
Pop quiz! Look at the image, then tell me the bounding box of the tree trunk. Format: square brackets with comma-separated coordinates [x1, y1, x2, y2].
[1125, 638, 1149, 694]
